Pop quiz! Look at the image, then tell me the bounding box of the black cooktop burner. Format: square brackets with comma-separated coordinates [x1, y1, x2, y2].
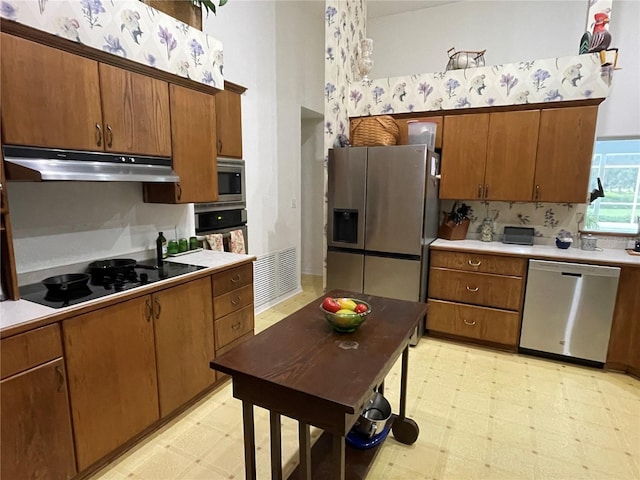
[20, 260, 205, 309]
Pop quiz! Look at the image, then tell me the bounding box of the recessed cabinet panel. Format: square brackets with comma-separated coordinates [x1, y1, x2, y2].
[98, 64, 171, 156]
[215, 89, 243, 158]
[534, 106, 598, 203]
[1, 359, 77, 480]
[485, 110, 540, 201]
[440, 114, 489, 200]
[153, 277, 215, 418]
[1, 33, 103, 151]
[63, 297, 159, 470]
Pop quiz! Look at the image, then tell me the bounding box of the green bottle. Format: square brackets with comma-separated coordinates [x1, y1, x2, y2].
[156, 232, 167, 265]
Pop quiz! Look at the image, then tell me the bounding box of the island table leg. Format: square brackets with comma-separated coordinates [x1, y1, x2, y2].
[270, 412, 283, 480]
[298, 422, 312, 479]
[242, 401, 256, 480]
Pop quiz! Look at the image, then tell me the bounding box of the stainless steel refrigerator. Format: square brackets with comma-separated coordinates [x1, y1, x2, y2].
[326, 145, 440, 343]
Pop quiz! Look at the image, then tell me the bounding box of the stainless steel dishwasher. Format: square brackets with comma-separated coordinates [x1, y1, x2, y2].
[519, 260, 620, 364]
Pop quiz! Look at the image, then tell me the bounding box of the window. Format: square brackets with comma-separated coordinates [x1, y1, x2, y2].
[586, 138, 640, 234]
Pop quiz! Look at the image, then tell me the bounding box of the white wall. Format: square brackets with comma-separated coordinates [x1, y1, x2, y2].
[368, 0, 639, 138]
[8, 182, 191, 277]
[203, 0, 324, 269]
[301, 115, 325, 275]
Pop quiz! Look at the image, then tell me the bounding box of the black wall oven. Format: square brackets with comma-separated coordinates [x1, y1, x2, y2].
[195, 207, 248, 253]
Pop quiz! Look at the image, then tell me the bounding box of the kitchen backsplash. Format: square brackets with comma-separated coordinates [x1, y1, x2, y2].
[442, 199, 632, 249]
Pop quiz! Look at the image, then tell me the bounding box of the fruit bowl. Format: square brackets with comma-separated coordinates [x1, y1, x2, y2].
[320, 298, 371, 333]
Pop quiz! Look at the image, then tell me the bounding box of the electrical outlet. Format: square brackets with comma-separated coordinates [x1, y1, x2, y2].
[291, 198, 297, 208]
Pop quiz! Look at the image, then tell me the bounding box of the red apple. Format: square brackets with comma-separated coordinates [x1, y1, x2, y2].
[354, 303, 368, 314]
[322, 297, 341, 313]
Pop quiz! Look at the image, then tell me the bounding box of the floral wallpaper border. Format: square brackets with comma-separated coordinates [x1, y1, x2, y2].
[348, 53, 612, 117]
[0, 0, 224, 88]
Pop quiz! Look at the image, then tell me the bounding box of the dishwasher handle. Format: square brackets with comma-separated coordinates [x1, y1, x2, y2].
[529, 259, 620, 278]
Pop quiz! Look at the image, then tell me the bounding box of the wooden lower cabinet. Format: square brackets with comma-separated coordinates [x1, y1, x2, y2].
[427, 249, 526, 348]
[1, 358, 76, 480]
[153, 277, 215, 417]
[606, 266, 640, 375]
[62, 296, 159, 471]
[215, 304, 254, 350]
[428, 267, 524, 311]
[428, 300, 521, 346]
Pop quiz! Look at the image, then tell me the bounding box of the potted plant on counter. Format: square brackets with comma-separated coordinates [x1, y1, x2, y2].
[438, 202, 471, 240]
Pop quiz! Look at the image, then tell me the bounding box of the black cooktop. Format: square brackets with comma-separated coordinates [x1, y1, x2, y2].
[20, 260, 205, 309]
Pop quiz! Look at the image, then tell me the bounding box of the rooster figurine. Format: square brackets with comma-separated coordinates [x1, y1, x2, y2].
[579, 12, 611, 54]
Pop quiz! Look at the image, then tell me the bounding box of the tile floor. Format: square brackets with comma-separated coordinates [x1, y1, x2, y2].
[91, 275, 640, 480]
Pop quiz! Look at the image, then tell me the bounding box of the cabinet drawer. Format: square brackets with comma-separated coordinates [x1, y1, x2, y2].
[427, 299, 520, 346]
[430, 250, 526, 276]
[214, 284, 254, 319]
[212, 264, 253, 296]
[215, 304, 254, 350]
[1, 324, 63, 380]
[428, 268, 524, 311]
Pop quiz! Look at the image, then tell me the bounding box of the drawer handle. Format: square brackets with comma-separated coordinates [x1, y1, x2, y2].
[231, 274, 241, 283]
[463, 319, 476, 326]
[231, 321, 242, 331]
[466, 286, 479, 292]
[231, 296, 241, 306]
[468, 260, 482, 267]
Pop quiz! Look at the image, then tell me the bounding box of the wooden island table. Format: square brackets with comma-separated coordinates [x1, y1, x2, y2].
[210, 289, 427, 479]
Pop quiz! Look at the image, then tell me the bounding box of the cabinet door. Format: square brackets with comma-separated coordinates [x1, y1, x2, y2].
[153, 277, 215, 417]
[98, 64, 171, 156]
[63, 296, 159, 471]
[534, 106, 598, 203]
[484, 110, 540, 201]
[1, 33, 103, 151]
[606, 267, 640, 373]
[215, 89, 243, 158]
[1, 359, 76, 480]
[440, 113, 489, 200]
[147, 85, 218, 204]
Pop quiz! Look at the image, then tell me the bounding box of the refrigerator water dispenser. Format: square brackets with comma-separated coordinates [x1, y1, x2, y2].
[333, 209, 359, 243]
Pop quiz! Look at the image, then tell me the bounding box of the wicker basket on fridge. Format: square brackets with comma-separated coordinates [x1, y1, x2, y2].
[350, 115, 400, 146]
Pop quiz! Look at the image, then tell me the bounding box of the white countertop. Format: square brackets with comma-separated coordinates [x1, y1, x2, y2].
[431, 239, 640, 266]
[1, 250, 255, 334]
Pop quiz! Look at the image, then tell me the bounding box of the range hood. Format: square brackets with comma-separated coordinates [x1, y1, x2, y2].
[2, 146, 179, 183]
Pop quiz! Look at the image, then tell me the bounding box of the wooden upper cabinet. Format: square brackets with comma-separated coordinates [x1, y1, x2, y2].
[215, 88, 243, 158]
[0, 33, 103, 151]
[153, 277, 215, 418]
[484, 110, 540, 201]
[396, 116, 443, 149]
[63, 297, 159, 471]
[98, 64, 171, 157]
[440, 113, 489, 200]
[534, 106, 598, 203]
[144, 85, 218, 203]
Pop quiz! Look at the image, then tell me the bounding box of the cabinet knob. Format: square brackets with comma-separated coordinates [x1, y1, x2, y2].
[145, 299, 153, 321]
[477, 184, 483, 199]
[218, 139, 223, 153]
[463, 319, 477, 326]
[466, 286, 479, 292]
[484, 184, 489, 198]
[231, 296, 241, 306]
[468, 260, 482, 267]
[177, 183, 182, 201]
[231, 274, 241, 283]
[535, 184, 540, 200]
[231, 321, 242, 331]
